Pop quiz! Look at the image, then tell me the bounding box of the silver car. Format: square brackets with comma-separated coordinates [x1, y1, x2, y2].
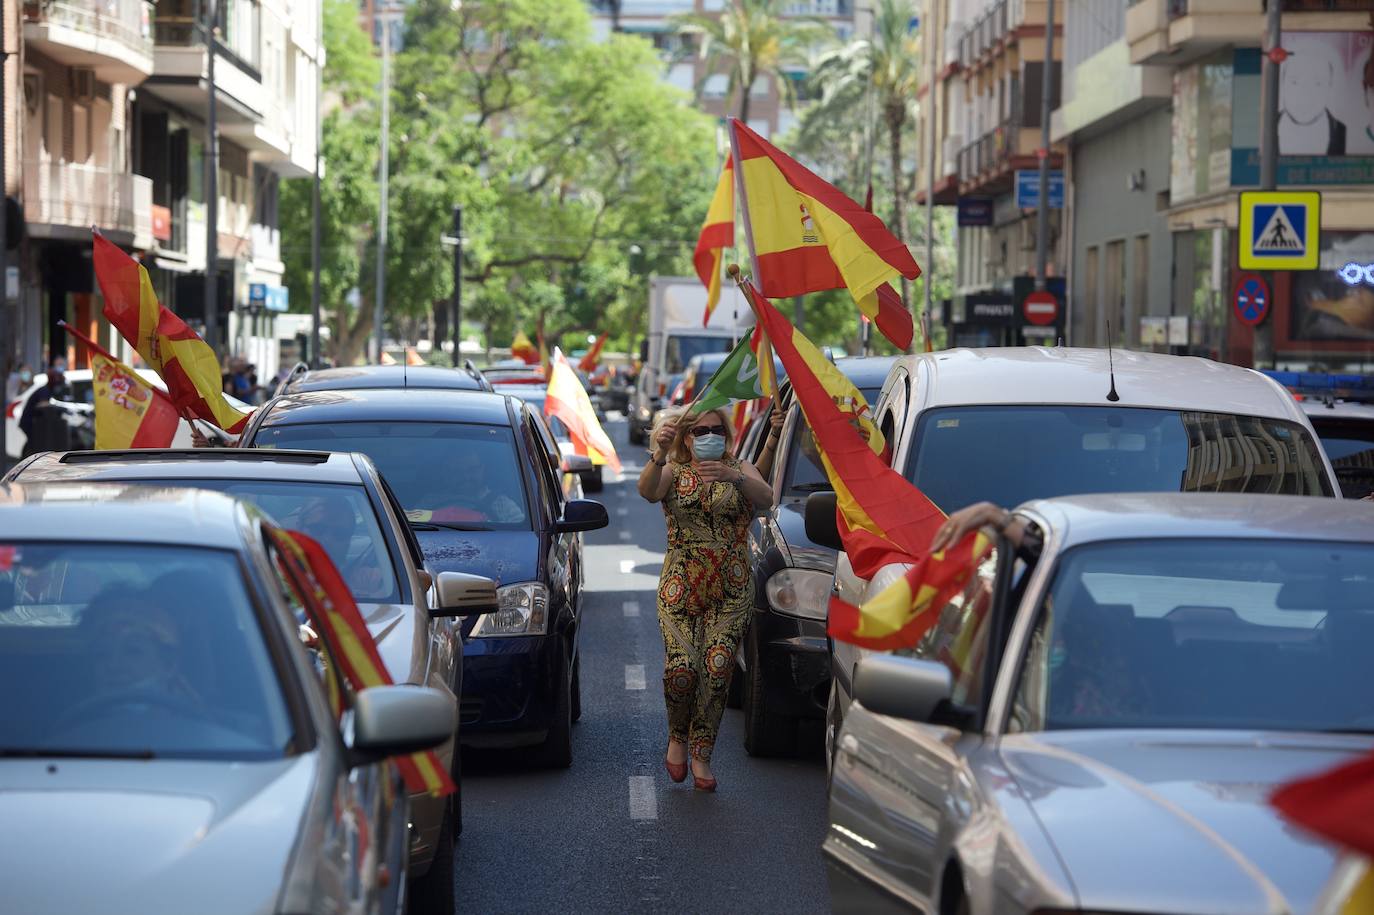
[0, 483, 457, 915]
[826, 492, 1374, 914]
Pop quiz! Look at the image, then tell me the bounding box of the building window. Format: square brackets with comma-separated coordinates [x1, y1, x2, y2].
[1105, 240, 1126, 345]
[1084, 244, 1099, 342]
[1132, 234, 1149, 337]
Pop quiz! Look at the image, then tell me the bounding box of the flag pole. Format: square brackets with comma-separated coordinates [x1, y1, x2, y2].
[727, 120, 764, 289]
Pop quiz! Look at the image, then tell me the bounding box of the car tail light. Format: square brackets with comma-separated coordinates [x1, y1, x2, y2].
[658, 382, 666, 397]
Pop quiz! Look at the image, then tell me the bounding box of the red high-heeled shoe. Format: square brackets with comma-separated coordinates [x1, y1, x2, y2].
[665, 754, 687, 783]
[692, 771, 717, 792]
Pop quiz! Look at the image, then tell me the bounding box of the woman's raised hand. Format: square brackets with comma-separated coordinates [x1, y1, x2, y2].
[653, 421, 678, 452]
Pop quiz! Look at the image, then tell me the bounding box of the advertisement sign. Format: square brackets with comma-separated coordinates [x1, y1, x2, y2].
[1014, 170, 1064, 209]
[957, 198, 993, 227]
[248, 283, 290, 313]
[1290, 232, 1374, 341]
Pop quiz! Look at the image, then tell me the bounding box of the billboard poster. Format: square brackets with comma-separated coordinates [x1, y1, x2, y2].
[1288, 232, 1374, 341]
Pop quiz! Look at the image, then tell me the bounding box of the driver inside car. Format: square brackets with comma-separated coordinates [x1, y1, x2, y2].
[410, 450, 523, 526]
[87, 598, 203, 706]
[296, 497, 386, 598]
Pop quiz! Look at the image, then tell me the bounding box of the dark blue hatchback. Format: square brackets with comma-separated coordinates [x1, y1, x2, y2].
[241, 388, 608, 767]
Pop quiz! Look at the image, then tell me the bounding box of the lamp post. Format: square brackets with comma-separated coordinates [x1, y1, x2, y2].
[204, 0, 220, 355]
[1033, 0, 1055, 298]
[443, 205, 463, 367]
[372, 7, 399, 364]
[1253, 0, 1282, 369]
[310, 0, 322, 366]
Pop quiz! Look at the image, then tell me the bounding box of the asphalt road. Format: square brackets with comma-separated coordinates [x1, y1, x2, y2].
[454, 418, 831, 914]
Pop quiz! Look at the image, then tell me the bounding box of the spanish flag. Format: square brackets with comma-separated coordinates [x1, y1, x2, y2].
[731, 119, 919, 350]
[267, 527, 456, 798]
[511, 331, 539, 365]
[62, 323, 179, 450]
[547, 348, 621, 472]
[92, 231, 254, 433]
[578, 332, 609, 373]
[1273, 749, 1374, 915]
[693, 156, 734, 327]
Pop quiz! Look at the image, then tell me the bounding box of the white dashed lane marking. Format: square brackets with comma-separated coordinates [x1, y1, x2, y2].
[618, 530, 632, 541]
[629, 776, 657, 820]
[619, 559, 635, 574]
[625, 664, 646, 690]
[623, 600, 640, 618]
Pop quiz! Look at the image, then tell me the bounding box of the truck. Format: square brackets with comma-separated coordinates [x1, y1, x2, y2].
[627, 276, 754, 446]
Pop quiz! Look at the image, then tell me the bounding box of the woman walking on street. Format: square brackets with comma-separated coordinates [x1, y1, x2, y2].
[638, 406, 774, 791]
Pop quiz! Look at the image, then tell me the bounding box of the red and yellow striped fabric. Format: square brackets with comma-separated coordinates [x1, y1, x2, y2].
[694, 157, 735, 327]
[547, 348, 621, 472]
[511, 331, 540, 365]
[577, 332, 609, 373]
[61, 323, 179, 450]
[268, 528, 456, 798]
[732, 119, 919, 350]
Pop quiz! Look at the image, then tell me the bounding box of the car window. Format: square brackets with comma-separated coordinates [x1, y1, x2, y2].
[1311, 419, 1374, 499]
[0, 542, 294, 760]
[378, 474, 427, 569]
[906, 406, 1333, 511]
[902, 540, 1002, 711]
[253, 421, 531, 530]
[1008, 538, 1374, 734]
[142, 479, 403, 604]
[525, 414, 562, 514]
[784, 386, 883, 494]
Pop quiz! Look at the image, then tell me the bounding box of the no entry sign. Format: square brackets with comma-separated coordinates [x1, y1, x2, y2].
[1023, 290, 1059, 326]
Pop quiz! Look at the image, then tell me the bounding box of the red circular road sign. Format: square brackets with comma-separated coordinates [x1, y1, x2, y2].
[1023, 290, 1059, 326]
[1233, 273, 1270, 327]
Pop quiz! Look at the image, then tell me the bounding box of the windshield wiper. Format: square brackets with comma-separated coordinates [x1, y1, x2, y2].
[791, 482, 835, 493]
[412, 521, 493, 532]
[0, 747, 157, 760]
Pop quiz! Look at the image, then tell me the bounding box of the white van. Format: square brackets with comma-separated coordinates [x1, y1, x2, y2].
[823, 346, 1340, 766]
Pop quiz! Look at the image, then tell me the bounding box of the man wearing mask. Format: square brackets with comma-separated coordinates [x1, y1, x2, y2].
[5, 362, 32, 402]
[19, 366, 70, 456]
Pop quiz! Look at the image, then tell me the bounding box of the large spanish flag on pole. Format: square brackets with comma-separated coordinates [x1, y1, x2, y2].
[511, 331, 539, 365]
[693, 156, 734, 327]
[577, 332, 609, 373]
[92, 231, 254, 433]
[60, 322, 179, 450]
[547, 348, 621, 472]
[267, 527, 456, 798]
[729, 119, 919, 351]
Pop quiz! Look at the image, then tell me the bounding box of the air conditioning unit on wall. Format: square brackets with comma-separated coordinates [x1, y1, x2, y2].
[71, 68, 95, 103]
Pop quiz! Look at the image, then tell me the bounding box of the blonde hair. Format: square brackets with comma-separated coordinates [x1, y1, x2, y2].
[654, 405, 734, 464]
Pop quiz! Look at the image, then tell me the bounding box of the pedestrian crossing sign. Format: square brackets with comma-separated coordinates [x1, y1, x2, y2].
[1239, 191, 1320, 271]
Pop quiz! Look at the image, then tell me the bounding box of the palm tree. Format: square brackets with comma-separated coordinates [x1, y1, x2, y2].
[674, 0, 833, 124]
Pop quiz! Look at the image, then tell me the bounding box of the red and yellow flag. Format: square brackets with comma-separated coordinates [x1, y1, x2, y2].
[62, 323, 179, 450]
[511, 331, 539, 365]
[577, 333, 609, 373]
[92, 232, 253, 433]
[731, 119, 919, 350]
[694, 156, 735, 327]
[267, 527, 455, 798]
[1272, 749, 1374, 915]
[547, 348, 621, 472]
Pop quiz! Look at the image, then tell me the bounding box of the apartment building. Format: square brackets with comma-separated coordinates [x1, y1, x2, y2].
[919, 0, 1066, 347]
[3, 0, 319, 376]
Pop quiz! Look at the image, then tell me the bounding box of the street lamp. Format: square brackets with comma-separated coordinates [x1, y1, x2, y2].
[439, 206, 465, 367]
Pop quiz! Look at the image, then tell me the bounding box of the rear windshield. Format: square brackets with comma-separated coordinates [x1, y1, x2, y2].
[905, 406, 1333, 510]
[1310, 418, 1374, 499]
[253, 422, 531, 531]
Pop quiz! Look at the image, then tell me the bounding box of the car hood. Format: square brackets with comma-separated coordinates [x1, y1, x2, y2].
[415, 528, 539, 586]
[0, 754, 315, 915]
[773, 497, 838, 571]
[1000, 730, 1371, 914]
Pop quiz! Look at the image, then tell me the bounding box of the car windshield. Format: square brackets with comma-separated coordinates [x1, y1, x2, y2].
[142, 480, 401, 603]
[906, 406, 1332, 510]
[665, 335, 733, 374]
[786, 387, 883, 494]
[254, 422, 530, 530]
[1010, 538, 1374, 734]
[0, 543, 294, 760]
[1310, 418, 1374, 499]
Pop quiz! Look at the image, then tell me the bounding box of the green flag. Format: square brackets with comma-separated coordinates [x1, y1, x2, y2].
[690, 333, 766, 414]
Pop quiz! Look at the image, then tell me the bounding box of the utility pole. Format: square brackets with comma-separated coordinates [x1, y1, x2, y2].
[1034, 0, 1055, 300]
[923, 0, 938, 350]
[373, 10, 394, 364]
[310, 0, 322, 367]
[1254, 0, 1282, 369]
[0, 2, 9, 466]
[450, 205, 462, 367]
[204, 0, 220, 355]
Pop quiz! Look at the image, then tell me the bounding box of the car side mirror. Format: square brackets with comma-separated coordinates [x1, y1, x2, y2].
[433, 571, 499, 618]
[804, 491, 844, 551]
[555, 498, 609, 533]
[853, 655, 953, 724]
[349, 685, 455, 764]
[562, 454, 594, 474]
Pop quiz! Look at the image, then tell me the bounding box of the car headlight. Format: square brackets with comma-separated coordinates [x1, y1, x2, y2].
[637, 405, 652, 420]
[472, 582, 549, 637]
[765, 568, 835, 621]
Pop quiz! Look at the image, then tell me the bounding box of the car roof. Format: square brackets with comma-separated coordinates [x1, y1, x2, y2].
[257, 388, 516, 427]
[1022, 492, 1374, 549]
[1301, 399, 1374, 421]
[9, 449, 367, 486]
[0, 481, 251, 548]
[284, 364, 485, 393]
[495, 385, 546, 406]
[894, 348, 1305, 422]
[835, 355, 900, 389]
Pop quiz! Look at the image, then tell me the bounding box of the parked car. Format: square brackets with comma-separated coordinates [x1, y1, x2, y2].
[3, 447, 493, 913]
[274, 362, 492, 397]
[0, 482, 457, 915]
[239, 389, 609, 766]
[823, 492, 1374, 915]
[628, 371, 684, 445]
[1299, 397, 1374, 498]
[494, 383, 604, 494]
[5, 369, 251, 459]
[821, 347, 1341, 770]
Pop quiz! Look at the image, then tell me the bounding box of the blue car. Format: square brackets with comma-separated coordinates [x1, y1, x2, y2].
[241, 388, 608, 767]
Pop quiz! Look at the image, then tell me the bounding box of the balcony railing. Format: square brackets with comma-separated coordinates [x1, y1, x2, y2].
[22, 0, 155, 58]
[24, 160, 153, 240]
[957, 119, 1018, 182]
[782, 0, 853, 14]
[958, 0, 1011, 69]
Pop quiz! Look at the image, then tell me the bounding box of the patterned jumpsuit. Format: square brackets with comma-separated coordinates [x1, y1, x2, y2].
[656, 456, 753, 763]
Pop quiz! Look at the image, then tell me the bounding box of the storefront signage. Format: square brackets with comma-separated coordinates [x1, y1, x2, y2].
[1014, 170, 1064, 209]
[1337, 263, 1374, 287]
[957, 198, 993, 227]
[248, 283, 290, 313]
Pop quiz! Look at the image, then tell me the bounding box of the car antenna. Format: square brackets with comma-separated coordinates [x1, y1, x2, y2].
[1105, 323, 1120, 403]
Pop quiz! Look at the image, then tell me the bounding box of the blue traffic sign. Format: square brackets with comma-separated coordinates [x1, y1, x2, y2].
[1239, 190, 1320, 271]
[1233, 273, 1270, 327]
[1015, 170, 1064, 209]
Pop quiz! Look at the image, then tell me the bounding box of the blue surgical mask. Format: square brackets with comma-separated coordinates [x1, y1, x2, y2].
[692, 433, 726, 461]
[18, 370, 31, 383]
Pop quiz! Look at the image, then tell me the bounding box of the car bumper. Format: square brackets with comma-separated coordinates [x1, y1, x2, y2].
[753, 609, 830, 719]
[459, 633, 562, 748]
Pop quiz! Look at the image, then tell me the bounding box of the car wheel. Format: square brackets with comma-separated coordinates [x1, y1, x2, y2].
[571, 655, 583, 723]
[407, 804, 455, 915]
[742, 626, 798, 757]
[537, 648, 574, 769]
[582, 466, 604, 493]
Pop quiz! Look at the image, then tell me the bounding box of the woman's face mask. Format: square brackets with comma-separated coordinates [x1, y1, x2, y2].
[691, 433, 726, 461]
[18, 370, 31, 383]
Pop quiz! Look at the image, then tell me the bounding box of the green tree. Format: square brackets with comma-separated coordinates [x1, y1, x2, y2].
[674, 0, 833, 123]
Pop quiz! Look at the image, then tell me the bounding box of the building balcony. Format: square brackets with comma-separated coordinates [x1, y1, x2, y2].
[780, 0, 853, 15]
[22, 0, 156, 85]
[147, 17, 267, 136]
[957, 0, 1059, 73]
[956, 119, 1062, 197]
[1127, 0, 1263, 66]
[24, 160, 154, 249]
